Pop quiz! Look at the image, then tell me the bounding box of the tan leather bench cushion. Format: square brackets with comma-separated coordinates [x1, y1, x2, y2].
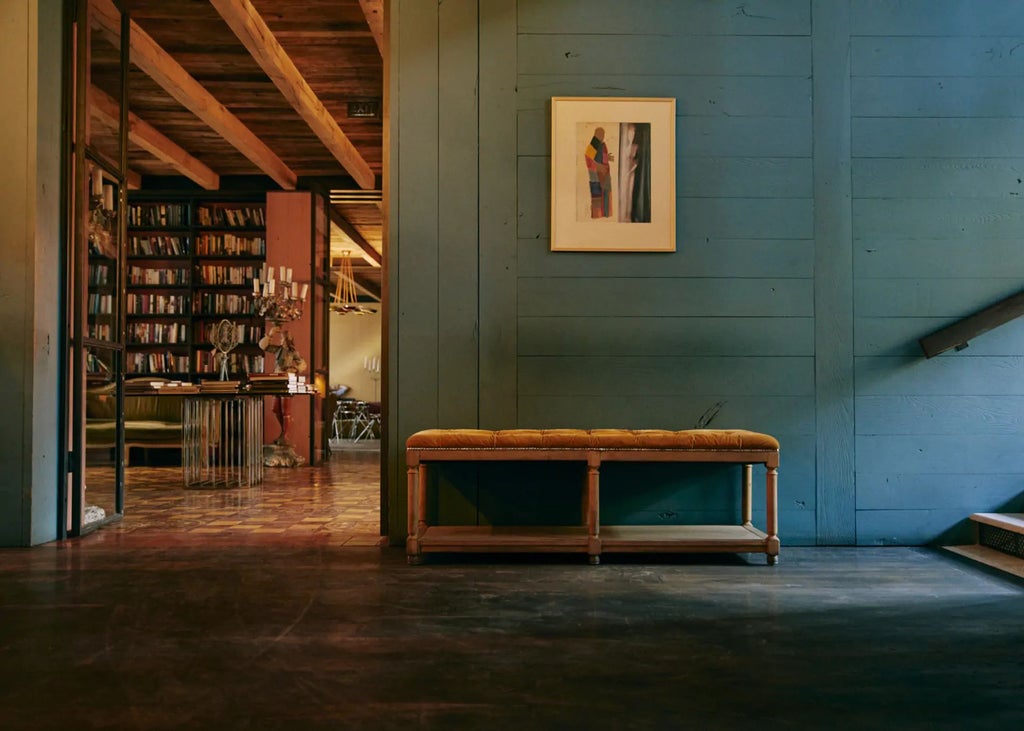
[407, 428, 778, 451]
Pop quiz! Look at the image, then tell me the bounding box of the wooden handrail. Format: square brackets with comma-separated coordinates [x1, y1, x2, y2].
[919, 289, 1024, 358]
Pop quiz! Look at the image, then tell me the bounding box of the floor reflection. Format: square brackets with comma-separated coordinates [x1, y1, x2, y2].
[83, 449, 381, 545]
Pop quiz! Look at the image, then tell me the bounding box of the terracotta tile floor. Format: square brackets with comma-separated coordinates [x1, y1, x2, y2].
[82, 449, 383, 546]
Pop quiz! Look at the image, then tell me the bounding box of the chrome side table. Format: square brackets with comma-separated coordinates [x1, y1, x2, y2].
[182, 394, 264, 488]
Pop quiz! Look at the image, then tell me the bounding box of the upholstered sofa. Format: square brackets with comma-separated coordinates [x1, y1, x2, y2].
[86, 380, 183, 463]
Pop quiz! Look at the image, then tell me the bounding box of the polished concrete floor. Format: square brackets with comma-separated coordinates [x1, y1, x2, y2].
[1, 456, 1022, 729]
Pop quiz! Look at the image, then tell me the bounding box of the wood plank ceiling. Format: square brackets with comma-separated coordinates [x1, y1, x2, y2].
[91, 0, 384, 299]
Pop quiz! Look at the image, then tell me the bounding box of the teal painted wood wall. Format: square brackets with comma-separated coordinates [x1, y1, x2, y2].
[388, 0, 1024, 546]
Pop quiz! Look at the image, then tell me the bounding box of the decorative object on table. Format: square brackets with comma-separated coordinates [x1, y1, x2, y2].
[87, 165, 117, 258]
[364, 355, 381, 401]
[549, 96, 676, 252]
[208, 318, 241, 381]
[330, 251, 375, 315]
[254, 264, 309, 468]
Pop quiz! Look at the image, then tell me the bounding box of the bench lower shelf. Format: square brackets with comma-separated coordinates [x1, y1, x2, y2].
[418, 525, 589, 553]
[415, 524, 775, 562]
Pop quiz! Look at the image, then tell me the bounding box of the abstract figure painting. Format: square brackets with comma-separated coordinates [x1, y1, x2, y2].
[551, 97, 675, 252]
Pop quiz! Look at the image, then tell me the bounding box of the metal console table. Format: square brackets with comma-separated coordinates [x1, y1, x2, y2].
[182, 393, 264, 488]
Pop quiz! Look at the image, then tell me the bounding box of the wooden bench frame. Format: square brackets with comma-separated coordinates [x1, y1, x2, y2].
[406, 439, 779, 565]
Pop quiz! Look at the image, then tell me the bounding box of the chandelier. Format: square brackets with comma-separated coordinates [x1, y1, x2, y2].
[331, 252, 375, 315]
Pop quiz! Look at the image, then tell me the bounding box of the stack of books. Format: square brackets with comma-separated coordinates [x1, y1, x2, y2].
[125, 379, 199, 394]
[247, 373, 290, 393]
[199, 379, 241, 394]
[288, 373, 316, 394]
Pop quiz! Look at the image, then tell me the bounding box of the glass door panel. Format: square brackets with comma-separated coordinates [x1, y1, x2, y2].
[65, 0, 129, 536]
[83, 346, 122, 528]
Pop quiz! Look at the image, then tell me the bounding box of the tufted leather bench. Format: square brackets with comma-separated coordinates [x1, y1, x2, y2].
[405, 428, 779, 565]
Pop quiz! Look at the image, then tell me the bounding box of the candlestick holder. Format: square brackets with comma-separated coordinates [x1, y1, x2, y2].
[364, 356, 381, 402]
[254, 266, 310, 468]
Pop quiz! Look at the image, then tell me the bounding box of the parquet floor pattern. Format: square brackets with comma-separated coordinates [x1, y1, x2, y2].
[83, 450, 382, 546]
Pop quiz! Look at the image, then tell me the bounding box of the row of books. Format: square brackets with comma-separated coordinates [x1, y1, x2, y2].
[195, 321, 262, 345]
[129, 235, 188, 257]
[127, 293, 188, 315]
[195, 293, 254, 315]
[195, 352, 265, 373]
[195, 234, 266, 256]
[128, 265, 190, 286]
[127, 352, 191, 374]
[127, 322, 188, 344]
[196, 264, 261, 286]
[89, 263, 111, 286]
[128, 204, 188, 228]
[88, 293, 114, 315]
[196, 205, 266, 228]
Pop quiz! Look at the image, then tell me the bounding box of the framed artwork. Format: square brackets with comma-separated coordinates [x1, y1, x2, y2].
[550, 96, 676, 252]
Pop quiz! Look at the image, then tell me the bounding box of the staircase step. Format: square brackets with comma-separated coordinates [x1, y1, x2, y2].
[970, 512, 1024, 533]
[944, 544, 1024, 580]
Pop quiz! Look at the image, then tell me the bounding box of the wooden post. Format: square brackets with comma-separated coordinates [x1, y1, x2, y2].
[405, 458, 421, 563]
[742, 463, 753, 527]
[586, 452, 601, 565]
[765, 465, 780, 565]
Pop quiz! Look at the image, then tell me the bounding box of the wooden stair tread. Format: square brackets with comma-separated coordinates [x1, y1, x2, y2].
[970, 513, 1024, 533]
[944, 544, 1024, 580]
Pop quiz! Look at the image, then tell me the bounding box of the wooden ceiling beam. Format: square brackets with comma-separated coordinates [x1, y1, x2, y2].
[91, 0, 297, 190]
[125, 168, 142, 190]
[89, 85, 220, 190]
[358, 0, 385, 57]
[210, 0, 376, 190]
[329, 208, 382, 267]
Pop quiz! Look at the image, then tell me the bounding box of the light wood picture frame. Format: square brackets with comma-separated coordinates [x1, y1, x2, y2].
[550, 96, 676, 252]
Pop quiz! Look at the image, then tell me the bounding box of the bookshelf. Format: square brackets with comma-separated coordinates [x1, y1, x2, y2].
[125, 196, 268, 380]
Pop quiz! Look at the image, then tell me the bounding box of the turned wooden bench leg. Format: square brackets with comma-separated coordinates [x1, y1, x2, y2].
[741, 463, 753, 527]
[765, 465, 780, 565]
[586, 453, 601, 565]
[406, 460, 428, 564]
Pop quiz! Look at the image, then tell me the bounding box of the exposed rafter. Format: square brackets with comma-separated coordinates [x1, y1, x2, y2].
[89, 85, 220, 190]
[209, 0, 376, 190]
[329, 207, 382, 267]
[91, 0, 297, 190]
[358, 0, 384, 56]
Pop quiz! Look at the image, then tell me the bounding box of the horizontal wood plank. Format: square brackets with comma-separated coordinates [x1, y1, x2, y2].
[853, 77, 1024, 118]
[519, 316, 813, 357]
[516, 395, 816, 435]
[854, 239, 1024, 279]
[857, 434, 1024, 474]
[856, 509, 972, 546]
[855, 317, 1024, 357]
[518, 34, 811, 76]
[518, 356, 815, 397]
[855, 278, 1022, 318]
[854, 118, 1024, 158]
[851, 0, 1024, 35]
[600, 525, 769, 552]
[856, 356, 1024, 396]
[518, 278, 813, 318]
[853, 198, 1024, 238]
[519, 0, 810, 36]
[857, 394, 1024, 435]
[518, 196, 814, 242]
[517, 238, 814, 279]
[851, 36, 1024, 77]
[853, 158, 1024, 199]
[857, 473, 1024, 511]
[516, 74, 812, 117]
